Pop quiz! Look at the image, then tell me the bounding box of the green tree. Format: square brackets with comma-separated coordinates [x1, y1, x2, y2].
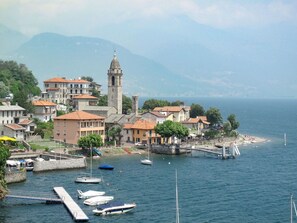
[155, 120, 189, 143]
[0, 143, 10, 200]
[81, 76, 93, 82]
[0, 81, 9, 98]
[142, 99, 171, 110]
[223, 121, 232, 135]
[190, 103, 205, 118]
[170, 100, 184, 106]
[122, 95, 132, 114]
[227, 114, 240, 130]
[98, 95, 108, 106]
[107, 126, 122, 146]
[206, 107, 223, 126]
[78, 134, 103, 149]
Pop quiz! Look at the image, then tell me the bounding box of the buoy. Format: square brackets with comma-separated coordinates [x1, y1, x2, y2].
[168, 162, 171, 165]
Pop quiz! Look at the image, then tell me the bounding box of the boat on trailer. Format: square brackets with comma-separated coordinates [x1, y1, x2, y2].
[77, 190, 105, 199]
[93, 201, 136, 215]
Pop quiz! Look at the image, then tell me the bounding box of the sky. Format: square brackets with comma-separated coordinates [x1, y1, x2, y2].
[1, 0, 297, 98]
[1, 0, 297, 37]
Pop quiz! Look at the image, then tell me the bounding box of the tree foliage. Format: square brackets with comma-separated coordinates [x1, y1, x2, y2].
[155, 120, 189, 142]
[107, 126, 122, 145]
[78, 134, 103, 149]
[0, 60, 41, 112]
[98, 95, 107, 106]
[171, 100, 184, 106]
[190, 103, 205, 118]
[122, 95, 132, 114]
[227, 114, 240, 130]
[0, 143, 10, 200]
[142, 99, 171, 110]
[206, 107, 223, 126]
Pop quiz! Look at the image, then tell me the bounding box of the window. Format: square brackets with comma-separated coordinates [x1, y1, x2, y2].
[112, 76, 115, 86]
[137, 130, 139, 134]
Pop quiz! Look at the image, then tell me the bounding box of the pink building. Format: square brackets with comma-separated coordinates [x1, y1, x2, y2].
[53, 110, 105, 145]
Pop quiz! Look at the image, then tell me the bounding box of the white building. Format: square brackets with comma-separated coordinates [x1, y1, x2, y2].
[32, 100, 57, 122]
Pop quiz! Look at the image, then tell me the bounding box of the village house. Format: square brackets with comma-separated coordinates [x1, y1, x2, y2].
[181, 116, 210, 135]
[124, 119, 161, 145]
[42, 77, 99, 104]
[53, 110, 105, 145]
[72, 94, 98, 111]
[3, 123, 26, 141]
[32, 100, 57, 122]
[152, 106, 190, 122]
[141, 111, 173, 124]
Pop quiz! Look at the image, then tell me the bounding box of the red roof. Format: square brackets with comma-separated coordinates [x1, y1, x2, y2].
[44, 77, 89, 83]
[54, 110, 105, 120]
[32, 100, 57, 106]
[73, 94, 98, 99]
[18, 119, 34, 125]
[130, 119, 156, 130]
[153, 106, 184, 112]
[5, 124, 26, 130]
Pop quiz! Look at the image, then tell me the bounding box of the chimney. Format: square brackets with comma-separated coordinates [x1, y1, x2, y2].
[132, 95, 139, 116]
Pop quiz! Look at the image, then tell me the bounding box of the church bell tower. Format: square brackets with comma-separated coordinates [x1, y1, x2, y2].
[107, 51, 123, 114]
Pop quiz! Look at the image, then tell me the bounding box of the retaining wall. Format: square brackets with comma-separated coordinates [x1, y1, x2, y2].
[33, 157, 86, 172]
[5, 170, 27, 184]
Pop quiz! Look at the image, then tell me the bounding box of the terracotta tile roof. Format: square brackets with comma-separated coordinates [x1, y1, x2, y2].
[44, 77, 68, 83]
[73, 94, 98, 99]
[123, 123, 134, 129]
[18, 119, 34, 125]
[54, 110, 105, 120]
[32, 100, 57, 106]
[44, 77, 90, 83]
[153, 106, 184, 112]
[5, 124, 26, 130]
[182, 116, 210, 125]
[131, 119, 156, 130]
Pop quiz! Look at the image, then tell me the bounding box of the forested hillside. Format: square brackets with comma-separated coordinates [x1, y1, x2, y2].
[0, 60, 41, 112]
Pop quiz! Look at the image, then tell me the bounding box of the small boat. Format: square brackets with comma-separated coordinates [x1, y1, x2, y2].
[77, 190, 105, 199]
[93, 201, 136, 215]
[84, 195, 114, 206]
[25, 159, 34, 171]
[99, 164, 114, 170]
[75, 146, 101, 184]
[75, 176, 102, 184]
[141, 147, 152, 165]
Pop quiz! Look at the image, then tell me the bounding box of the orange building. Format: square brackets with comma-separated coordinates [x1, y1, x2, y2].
[128, 119, 162, 145]
[53, 110, 105, 145]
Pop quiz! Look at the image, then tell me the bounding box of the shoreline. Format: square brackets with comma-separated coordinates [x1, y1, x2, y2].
[96, 134, 269, 157]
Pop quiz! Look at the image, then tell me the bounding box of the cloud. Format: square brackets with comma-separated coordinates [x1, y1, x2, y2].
[0, 0, 297, 36]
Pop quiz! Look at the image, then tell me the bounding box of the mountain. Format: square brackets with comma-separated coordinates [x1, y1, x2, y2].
[10, 32, 198, 97]
[0, 24, 29, 56]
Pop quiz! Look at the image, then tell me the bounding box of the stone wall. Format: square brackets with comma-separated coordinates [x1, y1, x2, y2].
[151, 144, 188, 155]
[5, 170, 27, 184]
[33, 157, 86, 172]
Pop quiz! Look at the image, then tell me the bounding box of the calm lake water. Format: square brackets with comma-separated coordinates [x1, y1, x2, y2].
[1, 98, 297, 223]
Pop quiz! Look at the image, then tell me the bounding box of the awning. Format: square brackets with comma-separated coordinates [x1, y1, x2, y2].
[0, 136, 16, 141]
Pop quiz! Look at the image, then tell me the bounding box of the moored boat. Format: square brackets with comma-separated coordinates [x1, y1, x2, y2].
[77, 190, 105, 199]
[93, 201, 136, 215]
[84, 195, 114, 206]
[75, 176, 102, 184]
[98, 164, 114, 170]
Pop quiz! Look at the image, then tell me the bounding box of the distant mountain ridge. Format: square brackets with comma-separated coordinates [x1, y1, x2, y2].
[9, 32, 198, 97]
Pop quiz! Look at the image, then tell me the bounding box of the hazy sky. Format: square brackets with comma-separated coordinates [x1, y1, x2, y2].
[1, 0, 297, 98]
[1, 0, 297, 37]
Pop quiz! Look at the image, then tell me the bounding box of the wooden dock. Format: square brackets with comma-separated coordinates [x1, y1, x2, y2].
[186, 144, 240, 159]
[6, 194, 62, 204]
[53, 187, 89, 222]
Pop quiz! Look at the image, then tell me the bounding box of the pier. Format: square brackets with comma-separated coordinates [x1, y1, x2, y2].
[5, 194, 62, 204]
[186, 143, 240, 159]
[53, 187, 89, 222]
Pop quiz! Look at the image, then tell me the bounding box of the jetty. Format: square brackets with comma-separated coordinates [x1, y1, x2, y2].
[186, 143, 240, 159]
[5, 194, 62, 204]
[53, 187, 89, 222]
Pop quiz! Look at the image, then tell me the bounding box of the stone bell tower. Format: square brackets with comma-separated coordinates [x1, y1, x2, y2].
[107, 51, 123, 114]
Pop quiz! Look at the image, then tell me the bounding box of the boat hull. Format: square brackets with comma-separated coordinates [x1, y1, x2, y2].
[93, 203, 136, 215]
[84, 196, 114, 206]
[75, 176, 101, 184]
[141, 159, 152, 165]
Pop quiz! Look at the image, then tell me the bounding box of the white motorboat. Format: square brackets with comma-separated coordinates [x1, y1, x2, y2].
[93, 201, 136, 215]
[77, 190, 105, 199]
[25, 159, 34, 171]
[84, 195, 114, 206]
[75, 176, 102, 184]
